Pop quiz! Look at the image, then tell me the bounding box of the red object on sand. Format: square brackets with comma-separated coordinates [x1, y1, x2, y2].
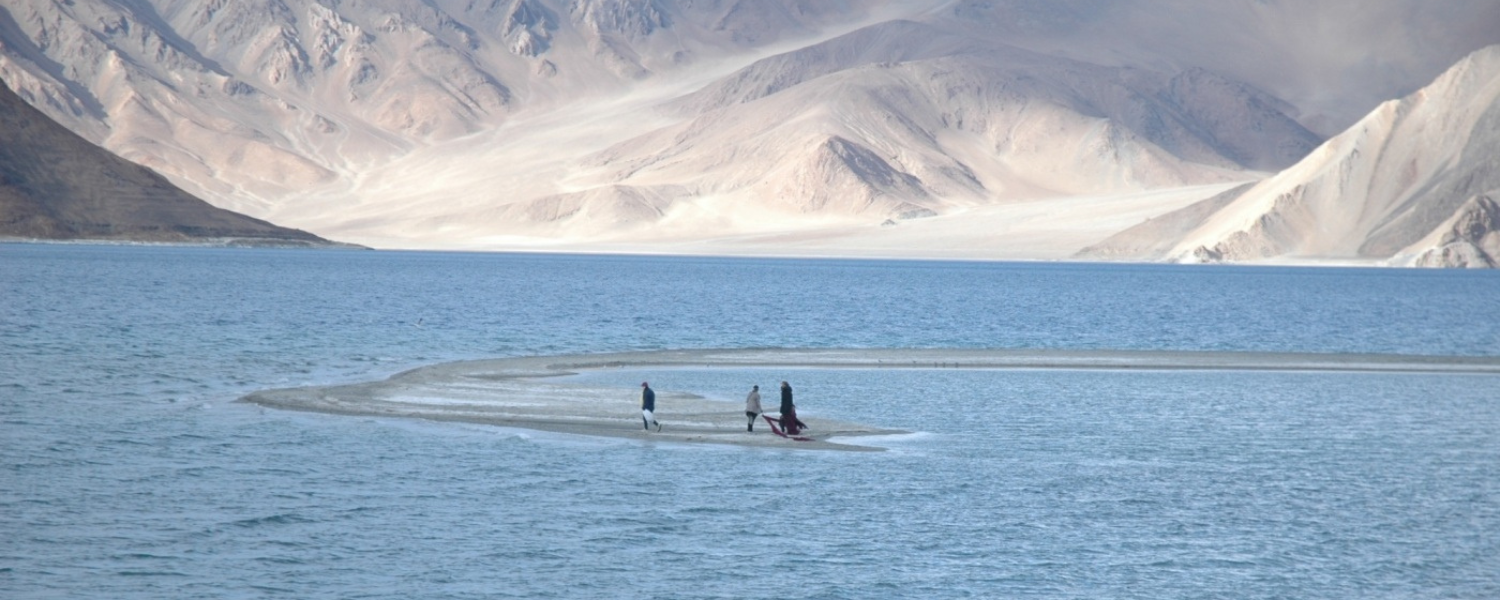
[764, 415, 813, 441]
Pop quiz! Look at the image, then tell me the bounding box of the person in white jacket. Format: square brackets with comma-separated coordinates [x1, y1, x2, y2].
[744, 385, 763, 432]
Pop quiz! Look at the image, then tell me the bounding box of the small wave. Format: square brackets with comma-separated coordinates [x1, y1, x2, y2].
[681, 506, 730, 515]
[229, 513, 314, 528]
[117, 570, 189, 577]
[115, 553, 178, 561]
[829, 431, 936, 448]
[254, 555, 307, 566]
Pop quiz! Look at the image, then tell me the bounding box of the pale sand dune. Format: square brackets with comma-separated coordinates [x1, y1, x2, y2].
[238, 348, 1500, 451]
[362, 183, 1250, 260]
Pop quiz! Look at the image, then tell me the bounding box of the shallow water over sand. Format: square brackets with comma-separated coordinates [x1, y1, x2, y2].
[4, 244, 1500, 598]
[240, 348, 1500, 452]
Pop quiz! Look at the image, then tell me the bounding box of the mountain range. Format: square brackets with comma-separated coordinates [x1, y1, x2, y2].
[2, 0, 1498, 265]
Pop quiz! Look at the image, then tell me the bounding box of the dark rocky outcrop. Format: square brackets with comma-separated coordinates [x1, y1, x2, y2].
[0, 83, 346, 247]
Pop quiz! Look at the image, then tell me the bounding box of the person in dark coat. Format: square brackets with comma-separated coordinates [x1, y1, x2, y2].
[640, 382, 660, 432]
[778, 380, 806, 435]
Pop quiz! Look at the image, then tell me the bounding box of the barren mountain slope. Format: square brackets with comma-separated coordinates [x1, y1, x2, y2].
[0, 84, 335, 245]
[0, 0, 889, 215]
[615, 20, 1318, 183]
[260, 16, 1316, 246]
[1081, 46, 1500, 267]
[1402, 195, 1500, 268]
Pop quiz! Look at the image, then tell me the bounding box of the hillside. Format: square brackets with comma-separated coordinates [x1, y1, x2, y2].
[1080, 45, 1500, 268]
[0, 83, 341, 246]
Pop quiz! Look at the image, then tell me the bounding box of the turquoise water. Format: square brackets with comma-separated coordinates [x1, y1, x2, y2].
[3, 244, 1499, 598]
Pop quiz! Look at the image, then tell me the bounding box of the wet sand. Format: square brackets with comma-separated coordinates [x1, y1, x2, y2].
[238, 348, 1500, 451]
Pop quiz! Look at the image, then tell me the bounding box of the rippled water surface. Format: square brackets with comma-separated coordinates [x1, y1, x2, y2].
[3, 244, 1499, 598]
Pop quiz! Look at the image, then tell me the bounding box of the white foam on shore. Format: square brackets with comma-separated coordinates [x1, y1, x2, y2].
[826, 431, 937, 451]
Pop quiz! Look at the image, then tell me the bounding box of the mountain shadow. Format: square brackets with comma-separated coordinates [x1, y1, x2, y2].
[0, 83, 347, 247]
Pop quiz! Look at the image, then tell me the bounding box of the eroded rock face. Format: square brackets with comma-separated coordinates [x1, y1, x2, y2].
[570, 0, 669, 39]
[502, 0, 556, 57]
[1407, 195, 1500, 268]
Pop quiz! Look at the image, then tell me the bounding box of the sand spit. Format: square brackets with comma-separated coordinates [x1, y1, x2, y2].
[238, 348, 1500, 451]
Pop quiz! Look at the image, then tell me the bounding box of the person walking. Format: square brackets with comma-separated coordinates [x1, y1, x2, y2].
[640, 382, 661, 432]
[778, 380, 806, 435]
[744, 385, 763, 432]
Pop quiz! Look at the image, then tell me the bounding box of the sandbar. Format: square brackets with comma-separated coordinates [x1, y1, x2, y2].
[238, 348, 1500, 451]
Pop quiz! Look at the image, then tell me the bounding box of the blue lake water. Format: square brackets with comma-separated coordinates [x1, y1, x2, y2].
[2, 243, 1499, 598]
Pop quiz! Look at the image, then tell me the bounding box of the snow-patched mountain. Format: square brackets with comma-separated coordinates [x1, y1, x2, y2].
[1, 0, 1497, 253]
[1081, 45, 1500, 268]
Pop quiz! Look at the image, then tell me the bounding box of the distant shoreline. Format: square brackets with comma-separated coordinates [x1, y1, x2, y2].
[4, 238, 1418, 269]
[0, 236, 367, 249]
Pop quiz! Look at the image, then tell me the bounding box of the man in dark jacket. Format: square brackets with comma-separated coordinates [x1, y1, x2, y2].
[641, 382, 661, 432]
